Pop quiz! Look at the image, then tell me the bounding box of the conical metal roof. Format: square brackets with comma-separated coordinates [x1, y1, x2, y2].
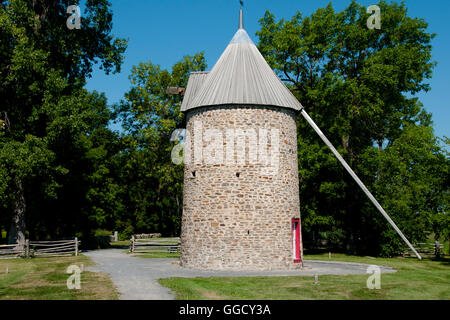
[181, 9, 303, 112]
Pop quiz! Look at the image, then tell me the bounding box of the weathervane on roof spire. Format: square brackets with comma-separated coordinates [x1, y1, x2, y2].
[239, 1, 244, 29]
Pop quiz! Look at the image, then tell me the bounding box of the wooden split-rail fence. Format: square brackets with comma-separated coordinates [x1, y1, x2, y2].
[129, 236, 180, 255]
[403, 242, 445, 258]
[0, 238, 80, 260]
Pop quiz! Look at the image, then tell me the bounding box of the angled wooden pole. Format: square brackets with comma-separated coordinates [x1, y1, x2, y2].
[300, 108, 422, 260]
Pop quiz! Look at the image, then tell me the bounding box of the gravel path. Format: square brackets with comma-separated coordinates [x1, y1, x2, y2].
[83, 249, 396, 300]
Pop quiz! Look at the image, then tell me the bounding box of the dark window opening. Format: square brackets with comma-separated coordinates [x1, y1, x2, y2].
[191, 171, 196, 178]
[236, 172, 240, 178]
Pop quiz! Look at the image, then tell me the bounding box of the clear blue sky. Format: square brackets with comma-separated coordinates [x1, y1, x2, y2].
[84, 0, 449, 139]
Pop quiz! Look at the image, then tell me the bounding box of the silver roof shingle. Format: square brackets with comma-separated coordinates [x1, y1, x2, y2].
[181, 12, 303, 113]
[180, 71, 210, 112]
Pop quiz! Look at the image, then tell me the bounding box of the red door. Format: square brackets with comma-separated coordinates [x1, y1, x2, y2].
[292, 218, 301, 263]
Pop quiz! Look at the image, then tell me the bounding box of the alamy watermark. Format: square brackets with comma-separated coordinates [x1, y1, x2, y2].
[171, 121, 281, 175]
[66, 5, 81, 30]
[66, 264, 83, 290]
[367, 5, 381, 30]
[366, 265, 381, 289]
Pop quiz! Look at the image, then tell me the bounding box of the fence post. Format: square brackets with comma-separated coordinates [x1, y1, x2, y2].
[75, 237, 79, 256]
[25, 239, 30, 258]
[435, 240, 441, 258]
[130, 236, 135, 253]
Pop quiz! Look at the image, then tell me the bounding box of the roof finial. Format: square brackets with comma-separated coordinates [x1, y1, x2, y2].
[239, 1, 244, 29]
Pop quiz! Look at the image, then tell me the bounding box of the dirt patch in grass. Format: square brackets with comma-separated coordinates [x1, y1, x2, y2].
[199, 289, 228, 300]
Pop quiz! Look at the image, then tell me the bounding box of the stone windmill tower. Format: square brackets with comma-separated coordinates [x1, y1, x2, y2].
[179, 8, 304, 271]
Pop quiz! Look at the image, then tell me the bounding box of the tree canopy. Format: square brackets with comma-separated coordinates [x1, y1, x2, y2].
[256, 0, 448, 255]
[112, 53, 207, 238]
[0, 0, 126, 245]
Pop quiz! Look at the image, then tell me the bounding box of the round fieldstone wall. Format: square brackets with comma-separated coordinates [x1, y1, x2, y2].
[180, 105, 301, 270]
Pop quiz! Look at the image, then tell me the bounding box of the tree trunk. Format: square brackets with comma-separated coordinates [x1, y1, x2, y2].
[8, 178, 26, 247]
[342, 135, 350, 154]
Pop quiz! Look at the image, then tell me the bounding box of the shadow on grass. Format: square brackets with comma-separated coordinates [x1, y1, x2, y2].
[430, 256, 450, 266]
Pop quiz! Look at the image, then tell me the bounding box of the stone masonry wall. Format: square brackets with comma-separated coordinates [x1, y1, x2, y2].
[180, 105, 301, 270]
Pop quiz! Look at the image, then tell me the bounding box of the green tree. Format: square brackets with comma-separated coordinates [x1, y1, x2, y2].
[114, 53, 207, 236]
[0, 0, 127, 244]
[360, 126, 449, 256]
[256, 0, 444, 255]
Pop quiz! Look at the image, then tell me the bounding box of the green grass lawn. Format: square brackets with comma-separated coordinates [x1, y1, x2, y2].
[0, 255, 118, 300]
[109, 240, 130, 248]
[132, 251, 180, 259]
[158, 254, 450, 300]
